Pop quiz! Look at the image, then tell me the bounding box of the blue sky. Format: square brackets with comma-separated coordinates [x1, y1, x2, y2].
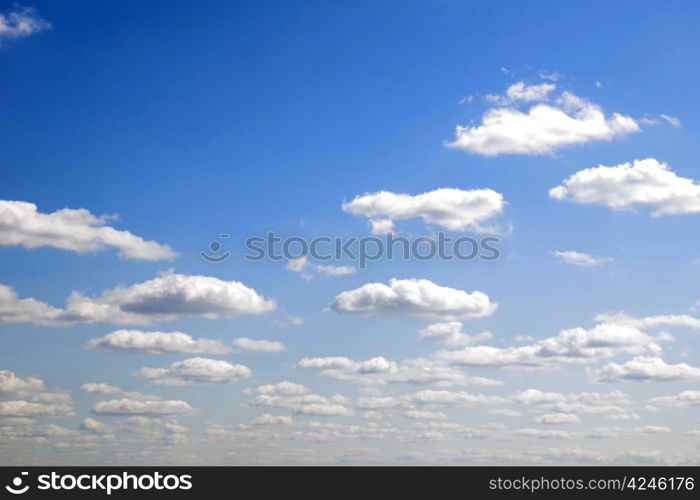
[2, 1, 700, 465]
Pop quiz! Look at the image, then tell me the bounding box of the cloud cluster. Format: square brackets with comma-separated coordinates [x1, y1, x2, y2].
[549, 159, 700, 215]
[91, 399, 194, 416]
[87, 330, 231, 355]
[342, 187, 506, 233]
[134, 357, 252, 386]
[0, 371, 73, 418]
[0, 272, 276, 326]
[330, 278, 497, 321]
[447, 84, 639, 156]
[249, 381, 353, 416]
[435, 319, 668, 368]
[0, 200, 177, 260]
[298, 355, 501, 387]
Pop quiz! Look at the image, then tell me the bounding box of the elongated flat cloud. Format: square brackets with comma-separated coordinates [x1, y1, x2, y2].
[134, 357, 251, 386]
[330, 278, 497, 321]
[86, 330, 231, 355]
[535, 413, 581, 425]
[298, 355, 501, 387]
[0, 272, 276, 326]
[435, 319, 668, 368]
[549, 159, 700, 215]
[0, 201, 177, 260]
[232, 337, 286, 352]
[513, 389, 635, 419]
[342, 188, 505, 233]
[91, 398, 194, 416]
[552, 250, 612, 267]
[591, 356, 700, 382]
[0, 7, 50, 41]
[447, 84, 639, 156]
[647, 391, 700, 409]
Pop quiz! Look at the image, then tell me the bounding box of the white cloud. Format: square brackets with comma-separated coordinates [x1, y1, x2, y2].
[404, 410, 447, 420]
[0, 400, 73, 417]
[447, 86, 639, 156]
[0, 7, 50, 41]
[436, 320, 666, 368]
[660, 114, 681, 127]
[233, 337, 286, 352]
[330, 278, 497, 321]
[0, 200, 176, 260]
[315, 264, 356, 276]
[0, 272, 276, 326]
[80, 383, 122, 395]
[486, 81, 556, 105]
[647, 390, 700, 408]
[489, 409, 522, 417]
[86, 330, 230, 355]
[592, 356, 700, 382]
[408, 389, 507, 406]
[298, 355, 501, 388]
[135, 357, 251, 386]
[535, 413, 581, 425]
[342, 188, 506, 233]
[250, 384, 353, 417]
[549, 158, 700, 215]
[552, 250, 613, 267]
[0, 370, 44, 396]
[287, 257, 356, 278]
[513, 389, 635, 419]
[91, 398, 194, 416]
[419, 322, 492, 348]
[252, 414, 294, 426]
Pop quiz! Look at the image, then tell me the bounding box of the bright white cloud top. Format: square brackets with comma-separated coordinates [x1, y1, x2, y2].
[87, 330, 231, 355]
[91, 398, 194, 416]
[329, 278, 497, 320]
[0, 272, 276, 326]
[342, 187, 505, 233]
[0, 200, 177, 260]
[591, 356, 700, 382]
[550, 158, 700, 215]
[447, 82, 639, 156]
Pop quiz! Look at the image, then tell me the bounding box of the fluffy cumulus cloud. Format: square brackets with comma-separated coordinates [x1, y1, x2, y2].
[0, 7, 50, 41]
[446, 83, 639, 156]
[592, 356, 700, 382]
[134, 357, 251, 386]
[435, 317, 669, 368]
[647, 391, 700, 409]
[86, 330, 231, 355]
[0, 201, 177, 260]
[298, 355, 501, 387]
[419, 322, 492, 348]
[549, 159, 700, 215]
[0, 272, 276, 326]
[91, 399, 194, 416]
[232, 338, 286, 352]
[0, 370, 73, 418]
[535, 413, 581, 425]
[330, 278, 497, 321]
[552, 251, 613, 267]
[342, 187, 506, 234]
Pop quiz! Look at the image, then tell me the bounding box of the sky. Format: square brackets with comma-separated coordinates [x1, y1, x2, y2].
[1, 1, 700, 465]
